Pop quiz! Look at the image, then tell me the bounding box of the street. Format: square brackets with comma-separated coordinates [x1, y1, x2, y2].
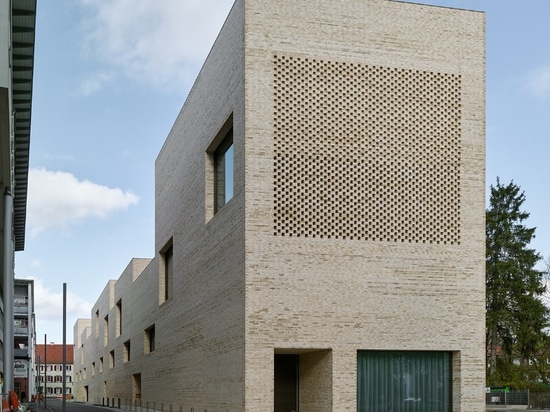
[30, 399, 113, 412]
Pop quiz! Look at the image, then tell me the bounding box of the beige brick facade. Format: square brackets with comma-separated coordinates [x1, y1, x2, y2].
[74, 0, 486, 411]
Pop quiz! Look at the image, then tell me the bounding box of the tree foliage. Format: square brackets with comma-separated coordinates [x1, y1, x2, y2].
[486, 178, 549, 384]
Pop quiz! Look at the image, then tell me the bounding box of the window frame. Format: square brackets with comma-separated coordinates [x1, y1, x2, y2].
[123, 340, 131, 363]
[213, 127, 234, 214]
[116, 299, 122, 337]
[159, 240, 173, 304]
[357, 350, 452, 412]
[145, 325, 155, 354]
[205, 115, 234, 220]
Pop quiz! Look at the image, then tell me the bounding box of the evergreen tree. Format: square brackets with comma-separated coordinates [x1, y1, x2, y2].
[486, 178, 548, 383]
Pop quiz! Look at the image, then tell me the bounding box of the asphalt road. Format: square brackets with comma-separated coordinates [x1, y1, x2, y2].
[30, 399, 113, 412]
[30, 399, 545, 412]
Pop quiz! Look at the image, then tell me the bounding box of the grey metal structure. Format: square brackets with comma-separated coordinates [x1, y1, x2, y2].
[1, 0, 37, 393]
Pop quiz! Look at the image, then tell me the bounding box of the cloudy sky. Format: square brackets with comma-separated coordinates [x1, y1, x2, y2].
[18, 0, 550, 344]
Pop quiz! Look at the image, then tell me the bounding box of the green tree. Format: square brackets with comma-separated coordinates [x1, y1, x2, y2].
[486, 178, 548, 384]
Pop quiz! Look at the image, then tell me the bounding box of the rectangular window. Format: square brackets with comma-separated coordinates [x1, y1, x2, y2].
[92, 362, 96, 376]
[109, 350, 115, 368]
[116, 299, 122, 337]
[206, 116, 234, 221]
[95, 310, 99, 338]
[123, 340, 131, 362]
[145, 325, 155, 354]
[99, 357, 103, 373]
[104, 315, 109, 347]
[214, 127, 234, 213]
[162, 243, 173, 302]
[357, 351, 451, 412]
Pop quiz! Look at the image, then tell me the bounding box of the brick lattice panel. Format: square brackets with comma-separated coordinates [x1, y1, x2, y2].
[273, 55, 461, 244]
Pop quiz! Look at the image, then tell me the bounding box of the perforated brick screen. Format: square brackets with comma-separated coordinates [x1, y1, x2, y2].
[273, 55, 461, 244]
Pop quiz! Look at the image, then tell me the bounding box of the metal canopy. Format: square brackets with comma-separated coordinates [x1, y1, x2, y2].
[11, 0, 37, 251]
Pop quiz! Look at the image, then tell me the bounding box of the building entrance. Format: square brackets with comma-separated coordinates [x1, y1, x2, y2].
[274, 354, 298, 412]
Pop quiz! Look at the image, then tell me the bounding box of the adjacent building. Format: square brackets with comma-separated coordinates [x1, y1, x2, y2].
[35, 344, 75, 399]
[14, 279, 35, 401]
[0, 0, 37, 394]
[74, 0, 486, 410]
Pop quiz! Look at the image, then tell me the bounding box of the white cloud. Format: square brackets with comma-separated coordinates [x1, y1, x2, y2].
[525, 65, 550, 99]
[76, 71, 114, 96]
[27, 168, 139, 236]
[24, 277, 92, 344]
[31, 277, 92, 322]
[79, 0, 234, 93]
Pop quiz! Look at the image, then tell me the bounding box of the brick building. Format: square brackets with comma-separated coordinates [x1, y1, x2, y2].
[14, 279, 35, 401]
[35, 344, 74, 399]
[74, 0, 486, 410]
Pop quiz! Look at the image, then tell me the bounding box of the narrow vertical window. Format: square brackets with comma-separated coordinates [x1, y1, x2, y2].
[145, 325, 155, 354]
[109, 350, 115, 368]
[94, 310, 99, 338]
[160, 240, 173, 304]
[164, 245, 173, 301]
[214, 128, 234, 213]
[116, 299, 122, 337]
[123, 340, 131, 362]
[103, 315, 109, 347]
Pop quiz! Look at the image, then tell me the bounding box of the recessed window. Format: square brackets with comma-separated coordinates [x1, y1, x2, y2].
[116, 299, 122, 337]
[109, 350, 115, 368]
[99, 357, 103, 373]
[123, 340, 131, 362]
[94, 310, 99, 338]
[206, 116, 234, 220]
[145, 325, 155, 354]
[104, 315, 109, 347]
[214, 128, 234, 213]
[159, 240, 173, 304]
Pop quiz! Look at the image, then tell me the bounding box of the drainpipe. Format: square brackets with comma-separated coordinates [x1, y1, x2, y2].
[3, 190, 14, 392]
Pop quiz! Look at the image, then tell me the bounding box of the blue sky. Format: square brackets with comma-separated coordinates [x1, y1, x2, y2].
[17, 0, 550, 344]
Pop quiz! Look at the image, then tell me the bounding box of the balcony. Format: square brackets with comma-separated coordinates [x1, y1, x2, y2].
[14, 348, 29, 359]
[14, 305, 29, 314]
[14, 327, 28, 336]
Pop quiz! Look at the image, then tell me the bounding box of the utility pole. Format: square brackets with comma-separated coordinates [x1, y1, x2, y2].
[62, 283, 67, 412]
[44, 334, 47, 409]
